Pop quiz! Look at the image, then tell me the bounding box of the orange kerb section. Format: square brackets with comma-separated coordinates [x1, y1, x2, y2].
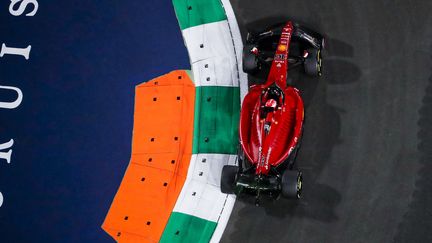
[102, 70, 195, 243]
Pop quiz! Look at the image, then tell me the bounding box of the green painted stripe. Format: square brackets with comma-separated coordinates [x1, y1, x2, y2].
[172, 0, 227, 30]
[160, 212, 217, 243]
[193, 86, 240, 154]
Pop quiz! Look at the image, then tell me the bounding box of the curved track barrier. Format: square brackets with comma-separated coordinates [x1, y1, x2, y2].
[161, 1, 245, 242]
[102, 0, 246, 242]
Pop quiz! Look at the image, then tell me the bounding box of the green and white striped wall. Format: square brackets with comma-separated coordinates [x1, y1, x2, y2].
[160, 0, 247, 242]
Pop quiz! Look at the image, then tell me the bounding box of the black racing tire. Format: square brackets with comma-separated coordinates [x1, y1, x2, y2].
[221, 165, 239, 194]
[304, 48, 322, 77]
[281, 170, 303, 199]
[242, 44, 259, 74]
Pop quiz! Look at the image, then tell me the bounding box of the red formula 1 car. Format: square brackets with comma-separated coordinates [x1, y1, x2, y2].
[221, 21, 324, 205]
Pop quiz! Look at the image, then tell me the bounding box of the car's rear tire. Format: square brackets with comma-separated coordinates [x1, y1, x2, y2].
[221, 165, 239, 194]
[243, 44, 260, 74]
[304, 48, 322, 77]
[281, 170, 302, 199]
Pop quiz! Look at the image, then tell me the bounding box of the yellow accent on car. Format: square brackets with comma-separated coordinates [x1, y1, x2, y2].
[278, 44, 287, 52]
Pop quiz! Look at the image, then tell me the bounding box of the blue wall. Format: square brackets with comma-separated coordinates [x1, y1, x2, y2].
[0, 1, 189, 242]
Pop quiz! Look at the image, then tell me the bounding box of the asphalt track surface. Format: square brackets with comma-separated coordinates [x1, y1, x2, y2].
[221, 1, 432, 242]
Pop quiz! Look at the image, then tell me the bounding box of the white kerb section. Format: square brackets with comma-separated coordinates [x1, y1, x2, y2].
[209, 194, 235, 243]
[172, 154, 237, 222]
[182, 21, 239, 87]
[220, 0, 248, 102]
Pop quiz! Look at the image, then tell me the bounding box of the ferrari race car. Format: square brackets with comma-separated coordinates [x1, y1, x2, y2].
[221, 21, 324, 205]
